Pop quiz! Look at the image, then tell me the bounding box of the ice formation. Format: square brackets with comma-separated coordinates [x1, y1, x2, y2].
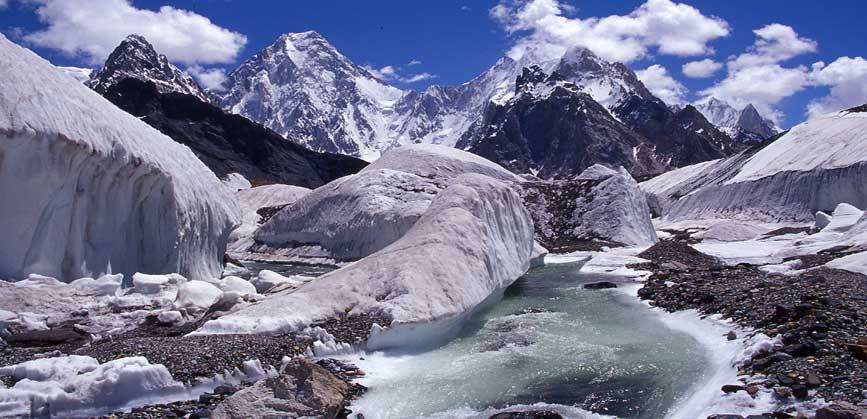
[570, 167, 658, 246]
[641, 109, 867, 222]
[0, 355, 185, 417]
[361, 144, 524, 185]
[0, 35, 240, 282]
[253, 169, 440, 262]
[197, 174, 535, 343]
[228, 184, 311, 254]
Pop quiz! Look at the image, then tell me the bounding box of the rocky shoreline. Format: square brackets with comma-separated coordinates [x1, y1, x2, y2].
[633, 238, 867, 418]
[0, 309, 380, 418]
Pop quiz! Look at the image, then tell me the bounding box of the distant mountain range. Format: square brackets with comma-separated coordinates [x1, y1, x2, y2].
[694, 97, 780, 143]
[80, 32, 782, 179]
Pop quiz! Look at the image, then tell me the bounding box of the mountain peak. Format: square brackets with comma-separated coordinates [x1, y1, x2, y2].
[281, 30, 324, 40]
[87, 34, 211, 103]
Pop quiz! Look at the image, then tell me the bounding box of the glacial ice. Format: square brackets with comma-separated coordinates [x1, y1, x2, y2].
[362, 144, 524, 185]
[216, 276, 258, 295]
[253, 169, 439, 263]
[196, 174, 535, 342]
[251, 270, 307, 293]
[0, 356, 185, 418]
[173, 280, 224, 315]
[641, 109, 867, 222]
[0, 35, 240, 282]
[571, 168, 658, 246]
[228, 184, 311, 254]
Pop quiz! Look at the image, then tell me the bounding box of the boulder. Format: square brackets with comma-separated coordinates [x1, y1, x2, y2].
[212, 358, 350, 419]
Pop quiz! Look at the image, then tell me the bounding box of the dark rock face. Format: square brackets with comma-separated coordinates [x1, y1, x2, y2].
[489, 411, 564, 419]
[100, 78, 367, 188]
[459, 66, 667, 178]
[613, 97, 742, 168]
[736, 104, 777, 141]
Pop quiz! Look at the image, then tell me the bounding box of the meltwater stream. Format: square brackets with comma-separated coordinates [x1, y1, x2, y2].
[341, 262, 714, 419]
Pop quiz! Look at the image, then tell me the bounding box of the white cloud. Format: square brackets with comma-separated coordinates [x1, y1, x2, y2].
[728, 23, 817, 71]
[0, 0, 8, 9]
[401, 73, 437, 83]
[636, 64, 687, 105]
[807, 56, 867, 117]
[682, 59, 722, 78]
[490, 0, 729, 63]
[699, 24, 817, 123]
[365, 64, 437, 84]
[701, 64, 811, 121]
[363, 65, 397, 80]
[187, 65, 228, 92]
[23, 0, 247, 65]
[460, 5, 472, 12]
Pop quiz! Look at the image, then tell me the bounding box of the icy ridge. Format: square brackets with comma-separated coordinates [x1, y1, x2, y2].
[0, 34, 240, 281]
[641, 108, 867, 222]
[196, 174, 535, 340]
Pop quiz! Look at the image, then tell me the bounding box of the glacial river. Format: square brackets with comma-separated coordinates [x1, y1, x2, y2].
[339, 261, 717, 419]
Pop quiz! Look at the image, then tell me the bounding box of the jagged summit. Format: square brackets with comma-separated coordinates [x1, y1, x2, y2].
[217, 30, 406, 159]
[213, 30, 741, 168]
[695, 97, 779, 142]
[458, 66, 666, 179]
[87, 34, 211, 103]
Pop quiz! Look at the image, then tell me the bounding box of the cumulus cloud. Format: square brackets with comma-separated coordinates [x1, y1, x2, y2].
[699, 24, 817, 123]
[187, 65, 228, 92]
[365, 64, 437, 84]
[682, 59, 722, 78]
[23, 0, 247, 65]
[728, 23, 817, 71]
[807, 56, 867, 117]
[0, 0, 8, 9]
[490, 0, 729, 63]
[636, 64, 687, 105]
[461, 5, 472, 12]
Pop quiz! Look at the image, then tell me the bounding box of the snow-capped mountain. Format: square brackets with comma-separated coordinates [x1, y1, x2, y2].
[217, 32, 741, 168]
[87, 34, 211, 103]
[100, 77, 367, 189]
[218, 31, 408, 160]
[458, 66, 666, 178]
[695, 97, 779, 142]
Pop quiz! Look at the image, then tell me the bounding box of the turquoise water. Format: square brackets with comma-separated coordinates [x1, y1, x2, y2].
[344, 262, 711, 419]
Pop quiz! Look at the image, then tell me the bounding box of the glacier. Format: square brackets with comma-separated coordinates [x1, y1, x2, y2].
[641, 108, 867, 222]
[197, 173, 535, 344]
[0, 34, 241, 282]
[250, 145, 523, 264]
[228, 184, 311, 254]
[252, 169, 440, 263]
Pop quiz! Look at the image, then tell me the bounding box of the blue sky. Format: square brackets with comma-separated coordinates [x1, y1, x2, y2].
[2, 0, 866, 127]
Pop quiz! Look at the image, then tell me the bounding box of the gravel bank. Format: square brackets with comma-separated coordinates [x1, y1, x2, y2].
[634, 239, 867, 417]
